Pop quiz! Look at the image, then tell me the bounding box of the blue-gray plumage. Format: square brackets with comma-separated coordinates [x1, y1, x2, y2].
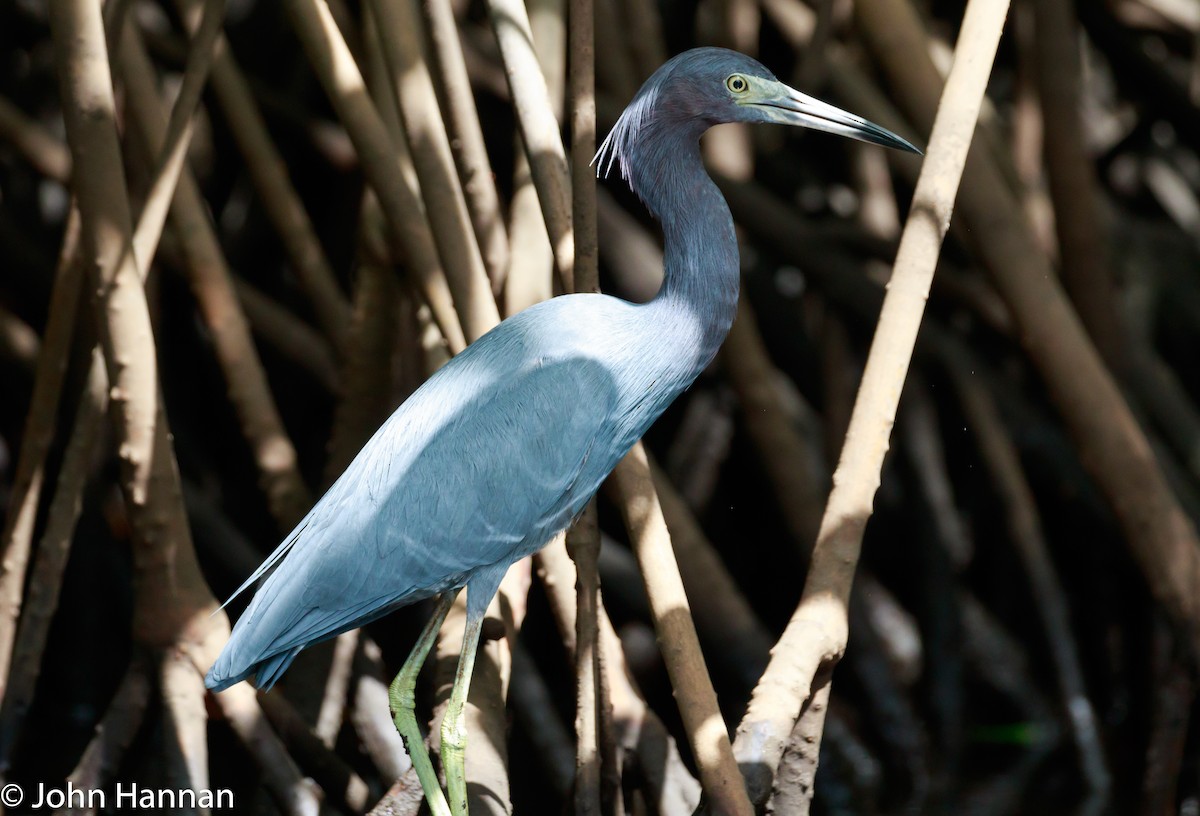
[206, 46, 918, 816]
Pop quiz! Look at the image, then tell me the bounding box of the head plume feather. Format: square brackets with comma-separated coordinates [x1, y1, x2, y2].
[592, 81, 660, 184]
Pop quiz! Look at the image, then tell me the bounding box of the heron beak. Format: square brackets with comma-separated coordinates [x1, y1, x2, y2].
[742, 77, 923, 155]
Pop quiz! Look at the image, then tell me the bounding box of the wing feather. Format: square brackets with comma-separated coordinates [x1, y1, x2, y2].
[206, 348, 619, 690]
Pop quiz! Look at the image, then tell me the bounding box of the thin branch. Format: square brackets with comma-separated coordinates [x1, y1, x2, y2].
[612, 444, 753, 816]
[859, 0, 1200, 657]
[258, 690, 373, 813]
[160, 649, 210, 799]
[535, 537, 703, 814]
[117, 21, 314, 531]
[486, 0, 575, 291]
[945, 348, 1111, 802]
[0, 95, 72, 182]
[209, 680, 321, 815]
[568, 0, 604, 811]
[0, 350, 106, 766]
[283, 0, 467, 353]
[233, 277, 342, 395]
[129, 0, 226, 272]
[0, 207, 82, 702]
[721, 298, 827, 549]
[503, 0, 562, 316]
[420, 0, 511, 293]
[509, 642, 575, 798]
[733, 0, 1009, 801]
[173, 0, 353, 355]
[368, 0, 500, 343]
[63, 659, 153, 798]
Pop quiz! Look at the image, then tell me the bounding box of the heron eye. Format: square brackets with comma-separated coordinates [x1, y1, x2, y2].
[726, 74, 749, 94]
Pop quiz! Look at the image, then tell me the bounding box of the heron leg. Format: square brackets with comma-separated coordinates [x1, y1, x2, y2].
[440, 607, 484, 816]
[440, 565, 505, 816]
[389, 590, 458, 816]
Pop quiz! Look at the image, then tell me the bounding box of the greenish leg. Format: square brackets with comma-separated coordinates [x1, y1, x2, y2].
[440, 608, 485, 816]
[389, 591, 458, 816]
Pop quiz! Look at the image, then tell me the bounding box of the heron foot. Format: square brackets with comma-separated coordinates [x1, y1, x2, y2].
[389, 592, 458, 816]
[440, 610, 484, 816]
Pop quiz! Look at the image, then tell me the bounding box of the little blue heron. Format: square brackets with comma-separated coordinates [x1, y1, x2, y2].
[206, 47, 919, 816]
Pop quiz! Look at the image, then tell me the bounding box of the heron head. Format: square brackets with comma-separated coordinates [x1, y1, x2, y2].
[596, 48, 919, 181]
[683, 48, 921, 152]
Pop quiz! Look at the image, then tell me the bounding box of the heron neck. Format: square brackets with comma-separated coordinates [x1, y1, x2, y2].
[632, 132, 740, 379]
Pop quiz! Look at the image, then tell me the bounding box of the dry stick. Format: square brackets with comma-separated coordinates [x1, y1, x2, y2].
[618, 0, 664, 82]
[566, 0, 605, 812]
[0, 207, 81, 704]
[420, 0, 511, 293]
[528, 0, 567, 121]
[506, 141, 555, 314]
[283, 0, 467, 354]
[313, 630, 360, 748]
[647, 460, 774, 689]
[62, 658, 153, 801]
[0, 351, 106, 765]
[257, 691, 373, 813]
[0, 96, 72, 182]
[354, 637, 414, 784]
[566, 500, 604, 816]
[1009, 0, 1058, 260]
[591, 0, 638, 103]
[503, 0, 563, 316]
[1141, 626, 1194, 816]
[117, 23, 314, 532]
[174, 0, 352, 356]
[308, 197, 402, 750]
[233, 277, 342, 395]
[613, 445, 754, 816]
[732, 0, 1009, 804]
[858, 0, 1200, 657]
[944, 349, 1111, 801]
[487, 0, 575, 292]
[129, 0, 227, 270]
[797, 0, 836, 88]
[52, 8, 317, 813]
[1031, 0, 1126, 371]
[211, 680, 321, 816]
[325, 229, 402, 481]
[49, 0, 218, 800]
[0, 306, 38, 372]
[1034, 2, 1200, 492]
[368, 0, 500, 343]
[765, 682, 831, 814]
[161, 649, 211, 799]
[535, 538, 703, 814]
[721, 298, 826, 549]
[49, 0, 156, 582]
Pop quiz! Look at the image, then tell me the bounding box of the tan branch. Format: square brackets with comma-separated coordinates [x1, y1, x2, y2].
[733, 0, 1010, 801]
[174, 0, 353, 355]
[486, 0, 575, 291]
[420, 0, 511, 293]
[283, 0, 467, 353]
[0, 208, 82, 697]
[367, 0, 500, 342]
[613, 445, 753, 816]
[117, 22, 314, 531]
[857, 0, 1200, 655]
